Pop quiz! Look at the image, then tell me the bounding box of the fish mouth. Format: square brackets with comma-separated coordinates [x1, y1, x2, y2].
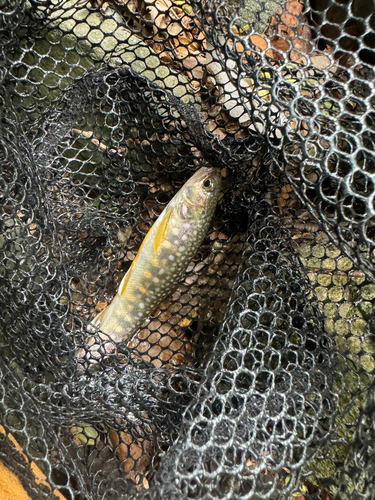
[184, 194, 203, 210]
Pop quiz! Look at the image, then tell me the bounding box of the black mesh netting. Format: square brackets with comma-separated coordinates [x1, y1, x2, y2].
[1, 0, 375, 498]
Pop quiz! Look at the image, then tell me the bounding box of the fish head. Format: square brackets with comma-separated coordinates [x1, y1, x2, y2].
[176, 167, 222, 220]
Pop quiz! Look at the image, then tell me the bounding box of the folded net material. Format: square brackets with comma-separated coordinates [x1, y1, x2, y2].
[1, 0, 375, 498]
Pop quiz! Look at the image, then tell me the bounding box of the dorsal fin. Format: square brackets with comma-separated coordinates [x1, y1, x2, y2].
[154, 205, 173, 253]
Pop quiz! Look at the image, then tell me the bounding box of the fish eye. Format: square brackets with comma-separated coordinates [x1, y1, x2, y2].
[203, 177, 215, 192]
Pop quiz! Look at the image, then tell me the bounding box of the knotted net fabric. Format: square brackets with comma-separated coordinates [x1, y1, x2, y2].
[0, 0, 375, 498]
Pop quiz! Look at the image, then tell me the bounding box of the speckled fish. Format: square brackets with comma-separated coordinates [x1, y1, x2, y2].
[89, 167, 222, 346]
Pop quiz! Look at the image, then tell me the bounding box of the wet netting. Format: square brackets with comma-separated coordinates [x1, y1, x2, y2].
[1, 0, 375, 498]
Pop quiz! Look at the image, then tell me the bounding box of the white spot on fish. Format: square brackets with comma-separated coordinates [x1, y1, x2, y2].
[169, 255, 175, 261]
[179, 246, 186, 252]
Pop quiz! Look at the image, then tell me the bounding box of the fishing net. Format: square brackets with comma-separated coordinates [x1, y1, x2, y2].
[1, 0, 375, 498]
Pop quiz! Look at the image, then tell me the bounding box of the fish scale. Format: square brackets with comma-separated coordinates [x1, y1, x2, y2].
[86, 167, 222, 348]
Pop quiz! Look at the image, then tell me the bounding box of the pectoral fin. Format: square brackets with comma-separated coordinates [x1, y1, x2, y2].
[118, 205, 173, 297]
[154, 205, 173, 253]
[118, 269, 132, 297]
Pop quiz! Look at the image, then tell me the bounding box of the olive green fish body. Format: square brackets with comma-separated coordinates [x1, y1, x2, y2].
[91, 167, 221, 345]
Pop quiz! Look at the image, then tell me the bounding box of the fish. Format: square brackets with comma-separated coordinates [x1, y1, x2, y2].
[81, 166, 222, 352]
